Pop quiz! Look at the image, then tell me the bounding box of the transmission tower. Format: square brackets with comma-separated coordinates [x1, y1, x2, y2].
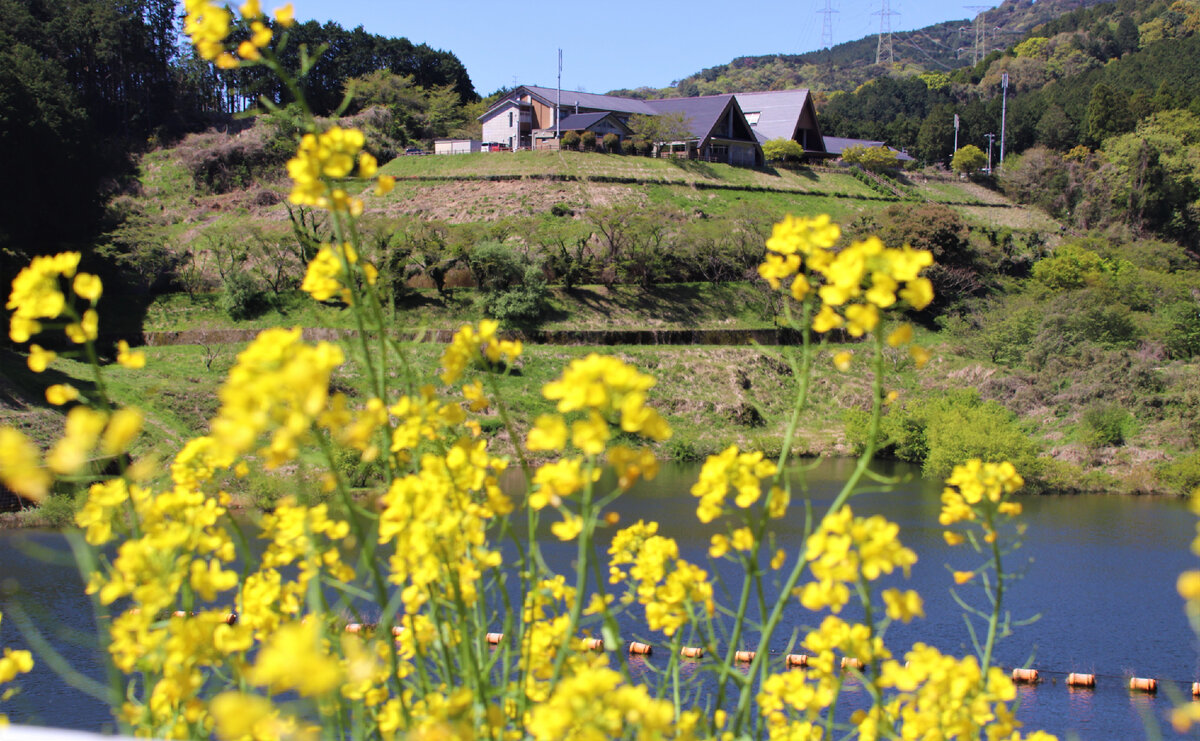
[964, 6, 992, 65]
[873, 0, 899, 66]
[817, 0, 837, 50]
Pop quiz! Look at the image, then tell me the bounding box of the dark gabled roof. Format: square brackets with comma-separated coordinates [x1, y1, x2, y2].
[643, 94, 741, 142]
[556, 112, 623, 132]
[522, 85, 657, 115]
[823, 136, 915, 161]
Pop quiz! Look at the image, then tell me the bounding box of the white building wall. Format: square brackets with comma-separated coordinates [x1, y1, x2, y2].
[434, 140, 482, 154]
[481, 103, 520, 149]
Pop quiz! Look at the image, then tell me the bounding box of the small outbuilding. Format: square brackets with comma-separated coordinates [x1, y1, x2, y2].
[434, 139, 482, 155]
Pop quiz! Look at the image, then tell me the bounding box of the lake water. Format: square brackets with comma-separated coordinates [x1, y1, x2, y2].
[1, 458, 1196, 739]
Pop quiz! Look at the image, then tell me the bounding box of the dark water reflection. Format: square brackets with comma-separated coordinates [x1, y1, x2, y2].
[1, 458, 1197, 739]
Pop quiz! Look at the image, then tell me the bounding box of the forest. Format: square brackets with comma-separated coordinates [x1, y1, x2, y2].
[0, 0, 476, 282]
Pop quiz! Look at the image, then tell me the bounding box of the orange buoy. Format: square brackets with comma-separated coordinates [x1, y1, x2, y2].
[171, 611, 191, 618]
[581, 638, 605, 651]
[345, 623, 364, 633]
[841, 657, 864, 671]
[1012, 668, 1040, 684]
[1193, 682, 1200, 697]
[222, 612, 238, 625]
[485, 632, 503, 645]
[1067, 673, 1095, 688]
[1130, 677, 1157, 693]
[392, 625, 406, 636]
[734, 651, 756, 662]
[628, 641, 653, 655]
[786, 654, 808, 668]
[680, 646, 704, 659]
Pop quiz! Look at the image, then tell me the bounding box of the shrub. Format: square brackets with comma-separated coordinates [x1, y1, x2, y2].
[468, 241, 549, 324]
[218, 270, 268, 320]
[950, 145, 987, 175]
[1164, 300, 1200, 358]
[621, 138, 637, 155]
[1158, 452, 1200, 496]
[1031, 243, 1108, 289]
[580, 131, 597, 151]
[560, 131, 581, 150]
[763, 138, 804, 162]
[479, 265, 550, 324]
[849, 389, 1042, 484]
[841, 144, 900, 171]
[1080, 403, 1133, 447]
[466, 240, 525, 292]
[602, 133, 619, 152]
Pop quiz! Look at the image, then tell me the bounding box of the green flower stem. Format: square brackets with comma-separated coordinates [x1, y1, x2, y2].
[550, 456, 597, 684]
[63, 532, 128, 734]
[772, 297, 814, 476]
[315, 430, 404, 699]
[980, 508, 1003, 674]
[733, 325, 887, 736]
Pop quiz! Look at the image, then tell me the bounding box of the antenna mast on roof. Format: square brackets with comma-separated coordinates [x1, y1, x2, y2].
[556, 49, 562, 140]
[817, 0, 837, 50]
[872, 0, 898, 65]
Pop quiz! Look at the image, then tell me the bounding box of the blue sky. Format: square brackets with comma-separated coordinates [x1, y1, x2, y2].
[291, 1, 988, 96]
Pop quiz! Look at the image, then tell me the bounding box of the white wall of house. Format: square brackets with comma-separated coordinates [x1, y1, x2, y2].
[481, 102, 522, 149]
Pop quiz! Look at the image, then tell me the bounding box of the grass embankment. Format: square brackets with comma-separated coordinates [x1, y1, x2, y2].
[140, 282, 777, 333]
[124, 140, 1027, 282]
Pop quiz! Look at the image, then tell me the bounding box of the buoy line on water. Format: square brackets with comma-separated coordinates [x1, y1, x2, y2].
[141, 612, 1200, 695]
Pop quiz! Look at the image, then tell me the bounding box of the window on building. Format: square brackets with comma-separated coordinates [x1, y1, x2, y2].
[745, 112, 760, 126]
[509, 111, 513, 127]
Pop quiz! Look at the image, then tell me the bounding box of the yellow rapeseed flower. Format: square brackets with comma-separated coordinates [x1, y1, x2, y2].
[116, 340, 146, 369]
[0, 428, 50, 502]
[247, 622, 342, 696]
[45, 383, 79, 405]
[273, 2, 294, 26]
[27, 344, 56, 372]
[72, 273, 102, 301]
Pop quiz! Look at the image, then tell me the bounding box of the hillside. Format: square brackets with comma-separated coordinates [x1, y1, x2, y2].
[6, 125, 1175, 503]
[609, 0, 1109, 98]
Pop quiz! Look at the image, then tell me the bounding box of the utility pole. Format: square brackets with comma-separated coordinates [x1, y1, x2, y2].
[984, 132, 995, 174]
[953, 113, 960, 154]
[556, 49, 562, 141]
[873, 0, 898, 65]
[999, 70, 1009, 166]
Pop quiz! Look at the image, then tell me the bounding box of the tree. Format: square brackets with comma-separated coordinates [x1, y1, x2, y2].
[762, 138, 804, 162]
[628, 112, 693, 153]
[951, 145, 988, 175]
[1085, 82, 1135, 146]
[841, 145, 900, 171]
[915, 105, 957, 164]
